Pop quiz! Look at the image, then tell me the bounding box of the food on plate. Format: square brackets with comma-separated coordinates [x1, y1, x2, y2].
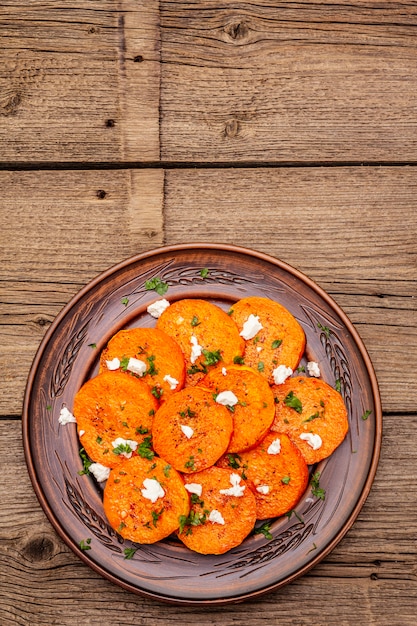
[156, 298, 245, 386]
[229, 296, 306, 384]
[98, 327, 186, 401]
[201, 364, 275, 453]
[70, 292, 349, 554]
[152, 386, 233, 473]
[103, 455, 190, 543]
[271, 376, 349, 464]
[176, 466, 257, 554]
[217, 432, 309, 519]
[73, 371, 158, 468]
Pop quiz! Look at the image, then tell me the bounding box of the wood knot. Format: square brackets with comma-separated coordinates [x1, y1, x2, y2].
[105, 119, 115, 128]
[88, 26, 99, 34]
[34, 315, 52, 329]
[0, 91, 22, 117]
[223, 118, 240, 138]
[96, 189, 107, 199]
[133, 55, 144, 63]
[21, 535, 55, 563]
[224, 20, 249, 42]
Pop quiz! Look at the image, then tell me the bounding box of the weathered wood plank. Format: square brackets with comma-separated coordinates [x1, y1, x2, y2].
[0, 169, 164, 415]
[0, 0, 160, 162]
[164, 166, 417, 413]
[160, 1, 417, 162]
[1, 416, 416, 624]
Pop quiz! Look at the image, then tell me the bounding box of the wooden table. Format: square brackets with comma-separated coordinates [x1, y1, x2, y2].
[1, 2, 416, 624]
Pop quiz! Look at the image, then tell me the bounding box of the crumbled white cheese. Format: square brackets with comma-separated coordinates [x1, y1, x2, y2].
[190, 335, 203, 363]
[256, 346, 263, 353]
[272, 365, 293, 385]
[147, 298, 170, 318]
[221, 367, 227, 376]
[141, 478, 165, 503]
[215, 390, 238, 406]
[240, 314, 263, 340]
[127, 357, 147, 376]
[307, 361, 321, 377]
[267, 438, 281, 455]
[208, 509, 225, 525]
[300, 432, 322, 450]
[219, 473, 245, 497]
[184, 483, 203, 496]
[180, 424, 194, 439]
[58, 407, 76, 425]
[106, 357, 120, 371]
[111, 437, 138, 459]
[89, 463, 111, 483]
[79, 429, 85, 437]
[163, 374, 179, 389]
[256, 485, 270, 495]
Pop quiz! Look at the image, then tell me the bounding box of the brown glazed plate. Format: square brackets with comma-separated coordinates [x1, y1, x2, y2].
[23, 244, 382, 605]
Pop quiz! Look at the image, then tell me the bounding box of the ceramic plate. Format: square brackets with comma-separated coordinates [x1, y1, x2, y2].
[23, 244, 382, 605]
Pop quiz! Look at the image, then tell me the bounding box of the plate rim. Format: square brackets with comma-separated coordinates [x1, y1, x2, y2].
[22, 242, 383, 605]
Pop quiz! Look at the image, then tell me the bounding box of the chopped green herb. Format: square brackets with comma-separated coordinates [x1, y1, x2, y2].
[46, 405, 52, 411]
[151, 508, 164, 527]
[148, 409, 155, 417]
[317, 322, 331, 338]
[233, 355, 245, 365]
[274, 396, 279, 404]
[120, 356, 129, 371]
[78, 448, 92, 476]
[121, 297, 129, 307]
[281, 476, 291, 485]
[284, 391, 303, 413]
[88, 343, 97, 349]
[113, 441, 133, 456]
[272, 339, 282, 349]
[190, 493, 205, 507]
[257, 362, 265, 373]
[200, 268, 209, 278]
[137, 436, 155, 460]
[311, 471, 326, 500]
[361, 409, 372, 421]
[226, 453, 242, 470]
[123, 547, 137, 559]
[151, 386, 163, 400]
[285, 509, 305, 524]
[118, 521, 127, 532]
[190, 315, 201, 327]
[202, 349, 222, 367]
[228, 308, 234, 316]
[307, 543, 318, 554]
[178, 508, 209, 534]
[335, 378, 342, 393]
[184, 455, 196, 471]
[163, 464, 171, 478]
[145, 276, 168, 296]
[96, 436, 103, 445]
[296, 365, 306, 373]
[146, 354, 158, 376]
[79, 538, 91, 551]
[136, 425, 149, 434]
[121, 421, 128, 427]
[303, 411, 320, 423]
[254, 522, 273, 540]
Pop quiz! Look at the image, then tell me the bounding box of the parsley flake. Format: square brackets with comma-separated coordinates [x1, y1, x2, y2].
[145, 276, 168, 296]
[361, 409, 372, 421]
[124, 547, 137, 559]
[121, 297, 129, 307]
[317, 322, 331, 338]
[79, 538, 91, 551]
[137, 436, 155, 460]
[272, 339, 282, 349]
[284, 391, 303, 413]
[88, 343, 97, 349]
[254, 522, 273, 540]
[78, 448, 92, 476]
[200, 268, 209, 278]
[311, 471, 326, 500]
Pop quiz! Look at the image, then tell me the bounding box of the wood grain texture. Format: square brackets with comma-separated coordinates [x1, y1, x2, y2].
[164, 166, 417, 413]
[0, 169, 164, 415]
[0, 0, 160, 162]
[160, 0, 417, 162]
[1, 415, 416, 625]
